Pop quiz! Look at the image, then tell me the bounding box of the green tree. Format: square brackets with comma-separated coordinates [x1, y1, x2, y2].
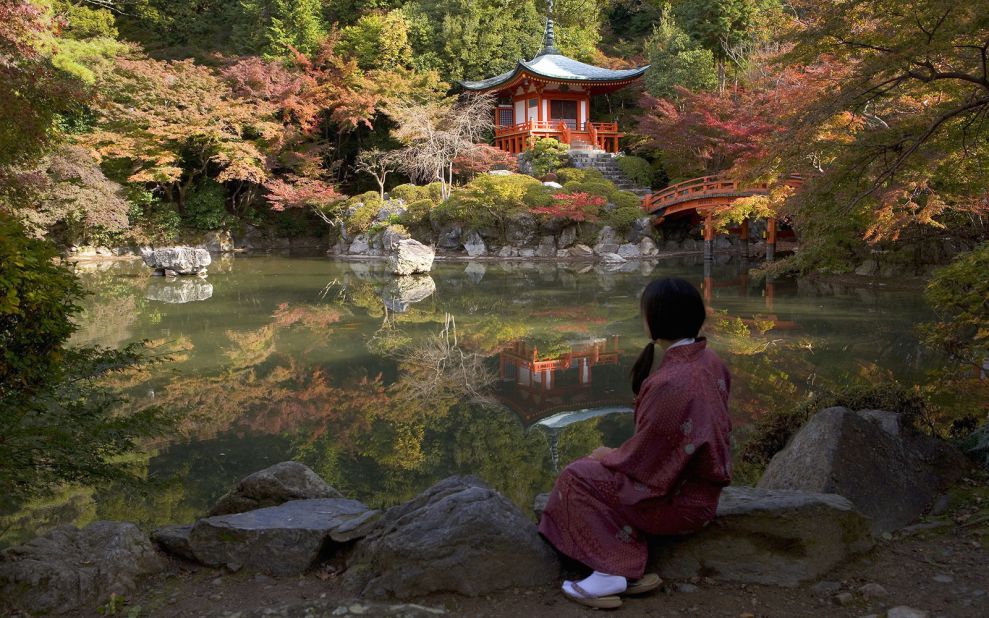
[336, 10, 412, 70]
[0, 213, 172, 512]
[673, 0, 757, 88]
[643, 5, 717, 98]
[237, 0, 327, 57]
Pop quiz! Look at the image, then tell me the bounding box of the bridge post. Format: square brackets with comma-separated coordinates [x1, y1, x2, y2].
[766, 218, 777, 262]
[703, 213, 714, 260]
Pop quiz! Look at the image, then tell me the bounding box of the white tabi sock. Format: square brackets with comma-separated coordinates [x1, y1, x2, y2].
[562, 571, 627, 598]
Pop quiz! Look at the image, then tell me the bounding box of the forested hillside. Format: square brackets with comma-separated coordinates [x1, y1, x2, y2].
[1, 0, 987, 272]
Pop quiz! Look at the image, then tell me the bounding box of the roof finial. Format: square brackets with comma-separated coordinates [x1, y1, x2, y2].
[539, 0, 561, 56]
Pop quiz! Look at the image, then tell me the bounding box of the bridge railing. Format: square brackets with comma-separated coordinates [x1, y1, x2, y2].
[641, 174, 804, 214]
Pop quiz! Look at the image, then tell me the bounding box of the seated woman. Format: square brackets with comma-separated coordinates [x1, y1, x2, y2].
[539, 277, 732, 609]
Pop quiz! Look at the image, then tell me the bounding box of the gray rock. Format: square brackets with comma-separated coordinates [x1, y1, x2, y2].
[593, 226, 620, 255]
[488, 169, 513, 176]
[152, 524, 195, 561]
[855, 260, 879, 276]
[190, 499, 379, 576]
[650, 486, 872, 587]
[664, 239, 681, 251]
[0, 521, 164, 615]
[628, 217, 653, 243]
[834, 592, 855, 606]
[210, 461, 344, 516]
[758, 407, 968, 534]
[887, 607, 928, 618]
[675, 583, 700, 593]
[436, 224, 462, 250]
[518, 248, 536, 258]
[380, 226, 411, 252]
[348, 235, 371, 255]
[497, 246, 516, 258]
[381, 276, 437, 313]
[599, 253, 626, 264]
[505, 214, 536, 247]
[388, 240, 435, 276]
[556, 249, 570, 258]
[463, 231, 487, 257]
[639, 237, 659, 257]
[859, 583, 889, 599]
[570, 244, 594, 258]
[542, 181, 563, 189]
[812, 581, 842, 595]
[714, 236, 733, 250]
[617, 243, 641, 259]
[145, 279, 214, 304]
[374, 201, 407, 223]
[140, 246, 211, 275]
[681, 238, 699, 252]
[345, 476, 558, 599]
[535, 236, 557, 258]
[557, 226, 578, 249]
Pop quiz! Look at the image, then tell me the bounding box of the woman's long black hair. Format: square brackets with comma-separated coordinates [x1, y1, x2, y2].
[630, 277, 707, 395]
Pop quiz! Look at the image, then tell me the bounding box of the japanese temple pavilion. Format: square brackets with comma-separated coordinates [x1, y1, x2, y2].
[459, 5, 648, 154]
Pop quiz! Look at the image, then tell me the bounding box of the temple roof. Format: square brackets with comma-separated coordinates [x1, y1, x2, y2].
[459, 4, 648, 92]
[460, 54, 649, 91]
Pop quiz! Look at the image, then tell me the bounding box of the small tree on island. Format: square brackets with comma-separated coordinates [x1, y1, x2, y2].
[530, 192, 605, 235]
[389, 92, 494, 201]
[354, 149, 401, 200]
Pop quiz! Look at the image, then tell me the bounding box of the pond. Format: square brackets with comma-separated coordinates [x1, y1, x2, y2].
[1, 255, 932, 545]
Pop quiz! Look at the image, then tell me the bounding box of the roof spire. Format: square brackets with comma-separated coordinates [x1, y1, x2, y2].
[538, 0, 561, 56]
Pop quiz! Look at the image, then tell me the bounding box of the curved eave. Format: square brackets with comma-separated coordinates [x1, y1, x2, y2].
[459, 61, 649, 93]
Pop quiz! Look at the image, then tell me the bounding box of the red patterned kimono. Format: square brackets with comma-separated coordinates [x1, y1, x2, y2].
[538, 338, 732, 578]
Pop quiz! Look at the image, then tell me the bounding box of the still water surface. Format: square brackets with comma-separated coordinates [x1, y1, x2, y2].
[4, 255, 932, 543]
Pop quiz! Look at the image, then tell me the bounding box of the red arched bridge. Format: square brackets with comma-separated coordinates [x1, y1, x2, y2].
[640, 174, 804, 259]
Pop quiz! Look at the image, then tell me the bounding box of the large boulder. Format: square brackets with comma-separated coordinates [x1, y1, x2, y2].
[617, 243, 641, 259]
[388, 239, 435, 276]
[0, 521, 164, 615]
[639, 237, 659, 257]
[348, 235, 371, 255]
[145, 278, 214, 304]
[345, 476, 559, 599]
[140, 246, 211, 275]
[649, 487, 872, 586]
[209, 461, 344, 516]
[381, 276, 437, 313]
[189, 499, 380, 576]
[570, 243, 594, 258]
[758, 407, 968, 534]
[463, 231, 487, 257]
[557, 226, 578, 249]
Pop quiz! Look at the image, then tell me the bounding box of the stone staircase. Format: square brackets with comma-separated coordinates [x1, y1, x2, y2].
[568, 150, 652, 198]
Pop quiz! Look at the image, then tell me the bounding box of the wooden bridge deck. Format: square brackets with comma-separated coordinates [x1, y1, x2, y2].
[641, 175, 803, 219]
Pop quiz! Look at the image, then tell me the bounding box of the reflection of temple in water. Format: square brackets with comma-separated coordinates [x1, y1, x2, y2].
[495, 337, 632, 427]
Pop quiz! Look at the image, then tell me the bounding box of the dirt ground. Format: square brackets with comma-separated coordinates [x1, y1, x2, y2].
[52, 474, 984, 618]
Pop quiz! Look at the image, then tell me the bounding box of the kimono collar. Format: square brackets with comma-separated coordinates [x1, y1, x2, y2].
[659, 337, 708, 364]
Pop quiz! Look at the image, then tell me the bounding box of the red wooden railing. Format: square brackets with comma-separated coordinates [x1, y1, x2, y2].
[492, 120, 623, 154]
[641, 174, 804, 216]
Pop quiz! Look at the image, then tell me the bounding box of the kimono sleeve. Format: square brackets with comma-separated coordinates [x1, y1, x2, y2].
[599, 376, 697, 498]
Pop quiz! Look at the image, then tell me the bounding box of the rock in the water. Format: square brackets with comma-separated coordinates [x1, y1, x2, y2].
[381, 276, 437, 313]
[388, 239, 435, 276]
[140, 246, 211, 275]
[210, 461, 344, 516]
[649, 486, 872, 587]
[145, 278, 214, 304]
[758, 407, 968, 534]
[201, 230, 234, 253]
[570, 243, 594, 258]
[463, 231, 487, 257]
[617, 243, 641, 259]
[600, 252, 626, 264]
[0, 521, 164, 615]
[190, 499, 379, 576]
[345, 476, 559, 599]
[152, 524, 195, 561]
[348, 235, 371, 255]
[639, 237, 659, 257]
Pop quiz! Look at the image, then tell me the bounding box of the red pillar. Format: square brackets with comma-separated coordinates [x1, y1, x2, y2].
[703, 212, 715, 260]
[766, 218, 777, 262]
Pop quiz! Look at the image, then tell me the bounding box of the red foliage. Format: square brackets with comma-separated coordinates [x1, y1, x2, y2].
[530, 192, 606, 223]
[265, 175, 342, 211]
[453, 144, 519, 176]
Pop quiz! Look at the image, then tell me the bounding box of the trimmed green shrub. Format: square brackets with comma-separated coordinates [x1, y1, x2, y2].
[617, 155, 654, 187]
[610, 191, 643, 211]
[522, 138, 571, 176]
[604, 205, 641, 233]
[562, 179, 618, 201]
[344, 191, 383, 234]
[434, 174, 542, 232]
[556, 167, 604, 184]
[401, 199, 435, 228]
[522, 184, 555, 209]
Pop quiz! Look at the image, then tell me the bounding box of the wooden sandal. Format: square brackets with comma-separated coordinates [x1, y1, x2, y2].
[625, 573, 662, 595]
[562, 581, 623, 609]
